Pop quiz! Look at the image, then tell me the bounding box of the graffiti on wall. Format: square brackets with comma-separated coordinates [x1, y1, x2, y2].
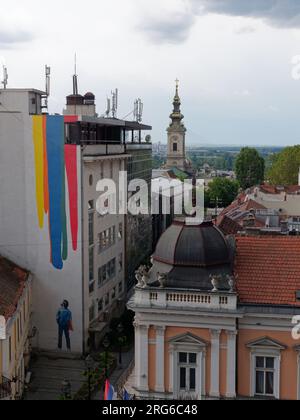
[32, 115, 79, 270]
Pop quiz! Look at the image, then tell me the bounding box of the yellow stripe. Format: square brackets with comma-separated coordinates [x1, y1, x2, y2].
[32, 116, 45, 229]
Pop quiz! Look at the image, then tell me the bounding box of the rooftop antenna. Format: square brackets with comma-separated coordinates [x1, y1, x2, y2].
[105, 97, 111, 118]
[41, 65, 51, 113]
[111, 88, 118, 118]
[2, 66, 8, 89]
[73, 53, 78, 95]
[134, 98, 143, 123]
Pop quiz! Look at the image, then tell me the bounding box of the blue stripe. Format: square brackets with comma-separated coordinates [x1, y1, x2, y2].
[46, 115, 64, 270]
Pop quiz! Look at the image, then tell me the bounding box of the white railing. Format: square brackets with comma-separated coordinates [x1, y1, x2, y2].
[133, 288, 237, 311]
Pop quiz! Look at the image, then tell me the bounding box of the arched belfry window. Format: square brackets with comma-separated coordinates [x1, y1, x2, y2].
[173, 143, 178, 152]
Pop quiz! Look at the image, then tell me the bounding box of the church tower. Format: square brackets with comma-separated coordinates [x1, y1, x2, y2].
[166, 80, 187, 171]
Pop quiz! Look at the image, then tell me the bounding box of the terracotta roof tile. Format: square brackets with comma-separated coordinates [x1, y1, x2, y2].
[235, 236, 300, 307]
[0, 257, 29, 320]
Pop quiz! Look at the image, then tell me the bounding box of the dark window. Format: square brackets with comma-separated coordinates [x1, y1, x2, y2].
[173, 143, 178, 152]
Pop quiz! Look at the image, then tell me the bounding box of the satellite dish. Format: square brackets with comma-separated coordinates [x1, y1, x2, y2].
[145, 135, 151, 143]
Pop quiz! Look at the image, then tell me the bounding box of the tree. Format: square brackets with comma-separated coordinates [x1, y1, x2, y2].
[235, 147, 265, 189]
[267, 145, 300, 185]
[206, 177, 240, 208]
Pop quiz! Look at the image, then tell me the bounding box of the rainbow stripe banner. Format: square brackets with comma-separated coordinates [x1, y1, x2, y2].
[32, 115, 79, 270]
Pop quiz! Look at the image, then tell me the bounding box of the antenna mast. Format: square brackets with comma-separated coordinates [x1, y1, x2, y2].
[134, 98, 143, 123]
[41, 65, 51, 113]
[1, 66, 8, 89]
[111, 88, 118, 118]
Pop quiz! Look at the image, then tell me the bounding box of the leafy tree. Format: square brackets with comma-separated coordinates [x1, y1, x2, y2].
[205, 177, 240, 208]
[235, 147, 265, 189]
[267, 145, 300, 185]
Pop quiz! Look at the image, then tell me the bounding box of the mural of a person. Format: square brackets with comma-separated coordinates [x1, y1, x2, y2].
[56, 300, 73, 351]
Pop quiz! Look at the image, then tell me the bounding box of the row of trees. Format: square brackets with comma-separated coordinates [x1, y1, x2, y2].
[205, 144, 300, 208]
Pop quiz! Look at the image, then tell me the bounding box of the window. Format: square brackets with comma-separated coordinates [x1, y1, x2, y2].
[98, 299, 103, 313]
[88, 210, 94, 246]
[119, 282, 123, 294]
[89, 174, 93, 186]
[89, 304, 95, 322]
[178, 353, 197, 393]
[255, 357, 275, 397]
[118, 223, 123, 240]
[119, 253, 123, 272]
[89, 248, 94, 282]
[98, 258, 116, 288]
[173, 143, 178, 152]
[9, 336, 12, 362]
[105, 293, 110, 307]
[89, 281, 95, 294]
[98, 226, 116, 253]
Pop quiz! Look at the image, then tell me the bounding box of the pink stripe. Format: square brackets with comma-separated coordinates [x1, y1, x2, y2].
[65, 145, 78, 251]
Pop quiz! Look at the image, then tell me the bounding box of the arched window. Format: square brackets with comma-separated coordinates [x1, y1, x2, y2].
[173, 143, 178, 152]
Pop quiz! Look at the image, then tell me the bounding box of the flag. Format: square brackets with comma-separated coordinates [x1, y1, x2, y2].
[123, 389, 131, 401]
[104, 379, 115, 401]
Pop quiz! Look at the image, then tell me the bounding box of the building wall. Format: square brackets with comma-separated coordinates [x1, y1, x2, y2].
[0, 276, 32, 400]
[0, 93, 83, 353]
[238, 329, 299, 400]
[82, 154, 126, 346]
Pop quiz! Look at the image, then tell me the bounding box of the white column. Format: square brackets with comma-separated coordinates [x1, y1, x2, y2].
[135, 323, 149, 392]
[226, 331, 237, 399]
[210, 329, 221, 398]
[155, 326, 166, 393]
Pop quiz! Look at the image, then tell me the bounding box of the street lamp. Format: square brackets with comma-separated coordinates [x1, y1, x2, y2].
[85, 355, 94, 401]
[103, 335, 110, 379]
[117, 323, 124, 368]
[61, 379, 71, 400]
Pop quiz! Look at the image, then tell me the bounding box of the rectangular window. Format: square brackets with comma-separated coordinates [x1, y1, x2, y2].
[98, 226, 116, 253]
[89, 304, 95, 322]
[89, 248, 94, 281]
[173, 143, 178, 152]
[178, 352, 197, 393]
[119, 253, 123, 272]
[255, 357, 275, 397]
[88, 211, 94, 246]
[118, 223, 123, 240]
[119, 282, 123, 294]
[105, 293, 109, 307]
[98, 299, 103, 313]
[98, 258, 116, 288]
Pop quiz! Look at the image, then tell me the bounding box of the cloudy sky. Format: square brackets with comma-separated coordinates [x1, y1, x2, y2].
[2, 0, 300, 146]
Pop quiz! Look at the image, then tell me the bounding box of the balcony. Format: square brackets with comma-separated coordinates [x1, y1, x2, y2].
[0, 376, 11, 400]
[130, 287, 238, 312]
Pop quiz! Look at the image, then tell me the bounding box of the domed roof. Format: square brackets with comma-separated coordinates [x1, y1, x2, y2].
[152, 220, 233, 290]
[154, 220, 230, 267]
[84, 92, 95, 99]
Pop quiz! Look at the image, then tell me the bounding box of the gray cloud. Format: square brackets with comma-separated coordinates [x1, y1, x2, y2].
[0, 30, 34, 48]
[139, 0, 300, 45]
[138, 11, 195, 44]
[193, 0, 300, 28]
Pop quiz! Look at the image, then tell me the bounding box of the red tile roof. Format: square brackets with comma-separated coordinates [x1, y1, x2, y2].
[0, 257, 29, 320]
[218, 215, 241, 235]
[235, 236, 300, 307]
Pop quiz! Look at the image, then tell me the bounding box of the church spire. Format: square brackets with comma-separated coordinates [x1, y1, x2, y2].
[170, 78, 184, 123]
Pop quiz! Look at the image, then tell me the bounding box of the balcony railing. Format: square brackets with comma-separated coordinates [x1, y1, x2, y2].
[0, 376, 11, 400]
[132, 288, 238, 311]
